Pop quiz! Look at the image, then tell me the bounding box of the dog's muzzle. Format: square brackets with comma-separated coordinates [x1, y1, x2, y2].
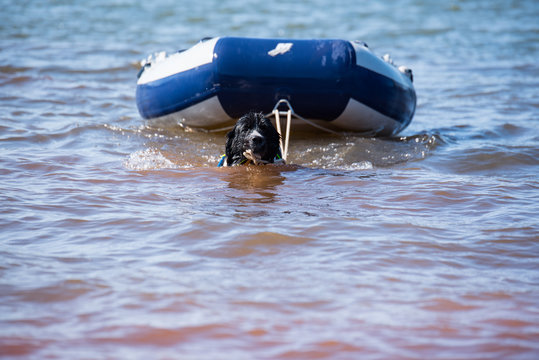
[246, 133, 266, 155]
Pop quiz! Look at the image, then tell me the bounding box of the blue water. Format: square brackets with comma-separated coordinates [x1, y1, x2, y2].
[1, 1, 538, 359]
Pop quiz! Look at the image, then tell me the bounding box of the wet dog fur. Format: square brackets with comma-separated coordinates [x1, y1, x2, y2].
[224, 112, 281, 166]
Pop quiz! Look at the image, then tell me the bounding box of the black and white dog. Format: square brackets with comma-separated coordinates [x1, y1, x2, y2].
[219, 112, 282, 166]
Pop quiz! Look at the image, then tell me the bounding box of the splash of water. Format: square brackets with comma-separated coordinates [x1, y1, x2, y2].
[123, 148, 177, 170]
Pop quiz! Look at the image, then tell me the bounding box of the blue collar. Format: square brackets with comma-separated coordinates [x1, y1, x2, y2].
[217, 154, 227, 167]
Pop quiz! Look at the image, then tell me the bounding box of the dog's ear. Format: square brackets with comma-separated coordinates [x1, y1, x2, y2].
[226, 127, 235, 145]
[260, 115, 281, 161]
[268, 128, 281, 162]
[225, 122, 247, 166]
[225, 127, 236, 166]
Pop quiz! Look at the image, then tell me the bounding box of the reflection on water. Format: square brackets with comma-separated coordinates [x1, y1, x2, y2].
[222, 165, 287, 208]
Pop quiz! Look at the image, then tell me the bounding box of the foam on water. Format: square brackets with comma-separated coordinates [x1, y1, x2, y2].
[1, 0, 538, 359]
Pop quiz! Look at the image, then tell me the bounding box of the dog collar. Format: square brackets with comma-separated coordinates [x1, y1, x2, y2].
[217, 153, 282, 167]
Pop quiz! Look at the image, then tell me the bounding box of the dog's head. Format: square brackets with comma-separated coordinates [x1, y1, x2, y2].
[225, 112, 281, 166]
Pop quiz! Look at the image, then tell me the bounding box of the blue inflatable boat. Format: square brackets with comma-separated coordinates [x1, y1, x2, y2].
[136, 37, 416, 136]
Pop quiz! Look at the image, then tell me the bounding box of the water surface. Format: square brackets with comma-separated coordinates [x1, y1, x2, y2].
[1, 0, 538, 359]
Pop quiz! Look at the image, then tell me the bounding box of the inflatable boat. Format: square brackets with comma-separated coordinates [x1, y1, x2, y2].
[136, 37, 416, 136]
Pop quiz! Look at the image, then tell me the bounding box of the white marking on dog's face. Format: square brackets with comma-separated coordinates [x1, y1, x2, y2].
[250, 129, 263, 138]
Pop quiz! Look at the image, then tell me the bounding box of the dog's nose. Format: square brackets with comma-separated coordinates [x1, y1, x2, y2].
[249, 134, 266, 151]
[252, 135, 264, 145]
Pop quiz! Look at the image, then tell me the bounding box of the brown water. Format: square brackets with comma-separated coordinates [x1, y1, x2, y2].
[1, 0, 539, 359]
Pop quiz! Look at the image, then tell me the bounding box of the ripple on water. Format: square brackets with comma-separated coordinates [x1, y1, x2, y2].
[1, 0, 539, 359]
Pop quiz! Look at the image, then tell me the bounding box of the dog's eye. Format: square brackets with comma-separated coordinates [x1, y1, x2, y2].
[235, 124, 245, 133]
[260, 120, 271, 129]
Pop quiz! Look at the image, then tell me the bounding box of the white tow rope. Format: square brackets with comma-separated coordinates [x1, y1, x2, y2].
[273, 107, 291, 163]
[267, 99, 341, 162]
